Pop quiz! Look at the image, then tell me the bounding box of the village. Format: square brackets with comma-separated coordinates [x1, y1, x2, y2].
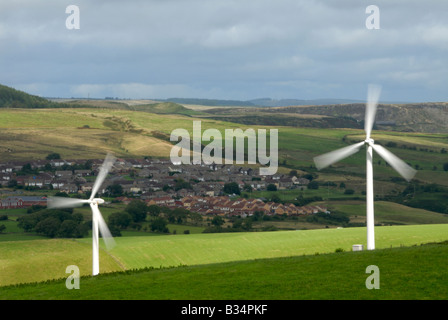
[0, 157, 327, 217]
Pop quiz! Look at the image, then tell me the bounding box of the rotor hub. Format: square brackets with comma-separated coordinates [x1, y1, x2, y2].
[365, 138, 374, 146]
[91, 198, 105, 205]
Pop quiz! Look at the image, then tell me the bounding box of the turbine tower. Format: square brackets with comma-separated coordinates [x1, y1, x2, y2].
[48, 153, 117, 275]
[313, 85, 416, 250]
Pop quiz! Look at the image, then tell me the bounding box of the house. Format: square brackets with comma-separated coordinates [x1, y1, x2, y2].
[0, 196, 47, 209]
[60, 183, 79, 194]
[55, 171, 73, 179]
[147, 196, 175, 207]
[74, 170, 91, 177]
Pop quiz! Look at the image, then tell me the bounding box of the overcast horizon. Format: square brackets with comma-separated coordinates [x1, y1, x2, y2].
[1, 1, 447, 103]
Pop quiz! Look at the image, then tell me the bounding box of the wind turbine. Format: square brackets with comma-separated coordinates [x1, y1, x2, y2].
[313, 85, 416, 250]
[48, 153, 117, 275]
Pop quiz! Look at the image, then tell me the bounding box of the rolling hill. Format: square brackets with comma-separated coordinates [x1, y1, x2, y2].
[1, 224, 448, 288]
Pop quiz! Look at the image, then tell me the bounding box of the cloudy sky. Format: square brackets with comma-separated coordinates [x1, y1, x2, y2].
[1, 0, 447, 102]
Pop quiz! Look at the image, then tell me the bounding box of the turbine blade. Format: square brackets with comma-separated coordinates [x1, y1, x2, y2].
[47, 196, 88, 209]
[364, 84, 382, 139]
[91, 204, 116, 250]
[372, 144, 417, 181]
[90, 153, 116, 200]
[314, 141, 364, 170]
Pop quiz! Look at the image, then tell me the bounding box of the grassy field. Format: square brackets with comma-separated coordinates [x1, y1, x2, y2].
[0, 239, 121, 286]
[1, 241, 447, 300]
[2, 107, 447, 173]
[321, 200, 448, 226]
[1, 224, 448, 287]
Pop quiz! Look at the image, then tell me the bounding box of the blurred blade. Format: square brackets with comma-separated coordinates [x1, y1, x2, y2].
[372, 144, 417, 181]
[314, 141, 364, 170]
[90, 153, 116, 200]
[364, 84, 382, 139]
[91, 204, 116, 250]
[47, 196, 88, 209]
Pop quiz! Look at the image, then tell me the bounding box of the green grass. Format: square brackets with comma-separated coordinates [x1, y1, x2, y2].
[0, 239, 122, 286]
[166, 223, 205, 234]
[1, 242, 447, 300]
[2, 224, 447, 287]
[318, 200, 448, 226]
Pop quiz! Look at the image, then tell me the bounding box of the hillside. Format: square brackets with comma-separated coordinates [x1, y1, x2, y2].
[1, 239, 448, 300]
[0, 84, 57, 109]
[128, 101, 204, 116]
[2, 83, 448, 133]
[201, 102, 448, 133]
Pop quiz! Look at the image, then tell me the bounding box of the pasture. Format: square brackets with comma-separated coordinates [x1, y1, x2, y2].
[1, 238, 448, 300]
[1, 224, 448, 287]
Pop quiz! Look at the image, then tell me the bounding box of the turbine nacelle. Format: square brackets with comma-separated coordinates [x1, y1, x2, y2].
[364, 138, 374, 146]
[91, 198, 105, 205]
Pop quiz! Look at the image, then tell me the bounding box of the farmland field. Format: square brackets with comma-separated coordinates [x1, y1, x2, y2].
[1, 105, 448, 301]
[1, 224, 448, 287]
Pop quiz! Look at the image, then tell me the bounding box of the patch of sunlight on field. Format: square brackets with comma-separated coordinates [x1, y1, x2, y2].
[0, 239, 122, 286]
[120, 134, 172, 157]
[104, 224, 448, 271]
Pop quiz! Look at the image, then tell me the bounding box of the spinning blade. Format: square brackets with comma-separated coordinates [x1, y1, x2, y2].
[371, 144, 417, 182]
[313, 141, 364, 170]
[90, 153, 116, 200]
[47, 196, 88, 209]
[364, 84, 381, 139]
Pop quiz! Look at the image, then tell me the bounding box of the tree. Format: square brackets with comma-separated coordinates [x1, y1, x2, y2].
[211, 216, 224, 228]
[46, 152, 61, 160]
[189, 211, 203, 225]
[108, 212, 132, 229]
[35, 217, 61, 238]
[150, 217, 169, 233]
[289, 170, 298, 177]
[18, 208, 86, 238]
[223, 182, 240, 195]
[0, 224, 5, 233]
[241, 219, 252, 231]
[243, 184, 253, 192]
[174, 178, 192, 191]
[308, 181, 319, 189]
[169, 208, 189, 224]
[148, 204, 161, 217]
[443, 163, 448, 172]
[125, 200, 148, 223]
[106, 184, 123, 197]
[267, 184, 277, 191]
[270, 194, 281, 203]
[58, 220, 80, 238]
[7, 179, 18, 188]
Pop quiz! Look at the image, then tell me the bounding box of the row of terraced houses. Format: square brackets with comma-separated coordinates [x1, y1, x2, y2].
[144, 195, 327, 217]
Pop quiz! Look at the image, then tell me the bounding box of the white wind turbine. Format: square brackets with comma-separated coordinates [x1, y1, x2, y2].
[313, 85, 417, 250]
[48, 153, 117, 275]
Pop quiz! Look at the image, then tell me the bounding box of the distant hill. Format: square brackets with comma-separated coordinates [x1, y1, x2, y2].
[0, 84, 101, 109]
[165, 97, 256, 107]
[248, 97, 367, 107]
[130, 101, 202, 116]
[163, 97, 368, 107]
[0, 84, 57, 108]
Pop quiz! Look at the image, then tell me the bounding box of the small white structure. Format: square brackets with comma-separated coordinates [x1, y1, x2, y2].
[352, 244, 364, 251]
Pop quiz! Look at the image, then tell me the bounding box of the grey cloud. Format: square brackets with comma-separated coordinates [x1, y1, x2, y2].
[0, 0, 447, 102]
